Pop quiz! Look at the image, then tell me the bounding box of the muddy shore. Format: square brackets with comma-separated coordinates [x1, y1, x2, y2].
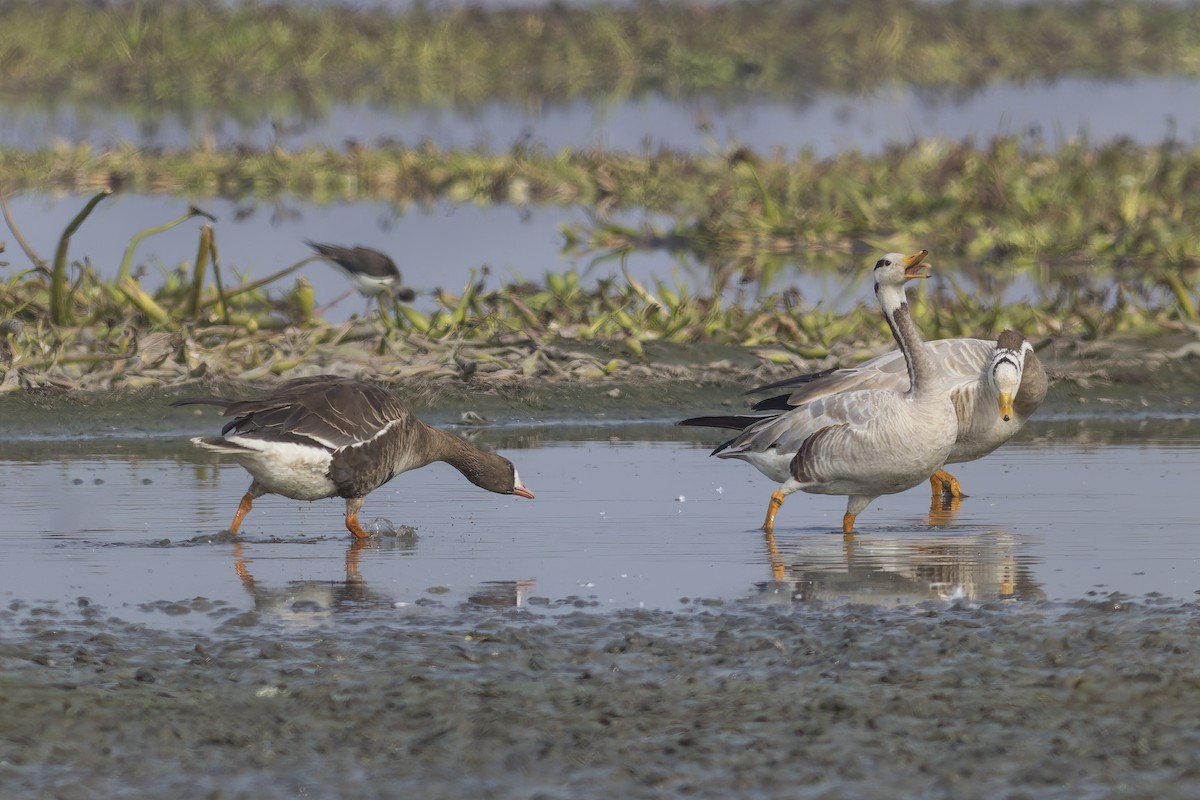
[2, 332, 1199, 435]
[4, 595, 1200, 798]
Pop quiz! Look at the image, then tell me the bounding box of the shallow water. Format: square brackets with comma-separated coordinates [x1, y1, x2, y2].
[3, 414, 1197, 629]
[5, 410, 1200, 798]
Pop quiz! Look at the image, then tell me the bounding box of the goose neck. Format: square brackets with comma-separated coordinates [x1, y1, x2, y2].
[877, 284, 934, 397]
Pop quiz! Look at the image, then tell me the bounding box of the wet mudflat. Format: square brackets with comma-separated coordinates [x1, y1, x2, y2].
[2, 407, 1200, 797]
[7, 595, 1200, 799]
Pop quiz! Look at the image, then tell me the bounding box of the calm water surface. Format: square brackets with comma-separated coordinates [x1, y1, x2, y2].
[2, 416, 1197, 629]
[5, 78, 1197, 157]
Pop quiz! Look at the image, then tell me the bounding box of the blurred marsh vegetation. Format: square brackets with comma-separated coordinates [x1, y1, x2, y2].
[1, 0, 1200, 391]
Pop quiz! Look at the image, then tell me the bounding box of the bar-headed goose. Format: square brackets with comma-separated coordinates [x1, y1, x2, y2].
[745, 329, 1048, 499]
[174, 376, 534, 539]
[680, 250, 958, 534]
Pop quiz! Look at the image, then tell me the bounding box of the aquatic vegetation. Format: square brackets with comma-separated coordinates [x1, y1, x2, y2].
[2, 131, 1199, 395]
[2, 0, 1200, 126]
[568, 138, 1200, 281]
[0, 184, 1195, 395]
[5, 134, 1200, 274]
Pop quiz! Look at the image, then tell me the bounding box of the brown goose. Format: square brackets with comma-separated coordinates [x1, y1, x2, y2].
[744, 330, 1048, 499]
[173, 376, 534, 539]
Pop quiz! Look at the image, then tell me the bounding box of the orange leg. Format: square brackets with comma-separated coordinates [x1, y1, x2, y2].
[345, 513, 372, 540]
[762, 490, 785, 532]
[228, 491, 256, 534]
[929, 468, 966, 500]
[344, 497, 370, 540]
[842, 511, 856, 535]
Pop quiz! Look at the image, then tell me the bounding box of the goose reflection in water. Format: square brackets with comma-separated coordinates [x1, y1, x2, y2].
[229, 535, 537, 617]
[231, 534, 414, 618]
[924, 494, 965, 528]
[467, 579, 538, 608]
[757, 520, 1043, 606]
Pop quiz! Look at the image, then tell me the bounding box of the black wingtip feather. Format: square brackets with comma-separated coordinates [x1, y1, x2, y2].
[744, 365, 840, 395]
[709, 436, 739, 457]
[750, 393, 796, 412]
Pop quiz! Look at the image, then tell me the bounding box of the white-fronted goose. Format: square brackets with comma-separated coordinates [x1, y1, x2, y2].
[680, 250, 958, 534]
[306, 241, 417, 313]
[174, 376, 533, 539]
[744, 330, 1048, 499]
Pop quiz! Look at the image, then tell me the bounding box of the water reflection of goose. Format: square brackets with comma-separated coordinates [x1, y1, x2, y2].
[681, 251, 957, 534]
[467, 579, 538, 608]
[174, 376, 534, 539]
[231, 538, 537, 616]
[758, 525, 1043, 606]
[232, 538, 409, 617]
[745, 330, 1049, 500]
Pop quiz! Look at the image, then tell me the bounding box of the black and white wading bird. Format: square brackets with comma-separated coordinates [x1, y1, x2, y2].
[305, 241, 417, 316]
[174, 376, 534, 539]
[680, 250, 959, 534]
[741, 329, 1048, 501]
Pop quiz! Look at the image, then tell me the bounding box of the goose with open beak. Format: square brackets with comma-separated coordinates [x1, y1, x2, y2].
[744, 331, 1047, 500]
[680, 250, 958, 534]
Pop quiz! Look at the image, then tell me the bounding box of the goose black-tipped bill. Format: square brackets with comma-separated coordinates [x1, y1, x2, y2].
[998, 390, 1015, 422]
[903, 249, 930, 280]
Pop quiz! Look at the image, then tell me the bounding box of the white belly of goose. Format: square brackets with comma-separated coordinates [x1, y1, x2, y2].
[798, 400, 957, 497]
[719, 447, 794, 484]
[194, 437, 337, 500]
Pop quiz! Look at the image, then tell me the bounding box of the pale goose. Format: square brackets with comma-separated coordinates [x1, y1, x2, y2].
[173, 376, 534, 539]
[746, 330, 1048, 499]
[680, 250, 958, 534]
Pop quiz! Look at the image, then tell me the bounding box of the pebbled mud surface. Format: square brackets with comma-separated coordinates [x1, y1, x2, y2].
[4, 595, 1200, 798]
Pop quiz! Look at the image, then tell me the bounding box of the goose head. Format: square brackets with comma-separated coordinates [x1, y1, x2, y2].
[872, 250, 930, 332]
[873, 250, 930, 309]
[511, 469, 535, 499]
[873, 249, 930, 285]
[991, 329, 1033, 422]
[466, 455, 536, 499]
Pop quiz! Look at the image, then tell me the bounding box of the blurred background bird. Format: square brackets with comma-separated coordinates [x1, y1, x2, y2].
[305, 240, 417, 318]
